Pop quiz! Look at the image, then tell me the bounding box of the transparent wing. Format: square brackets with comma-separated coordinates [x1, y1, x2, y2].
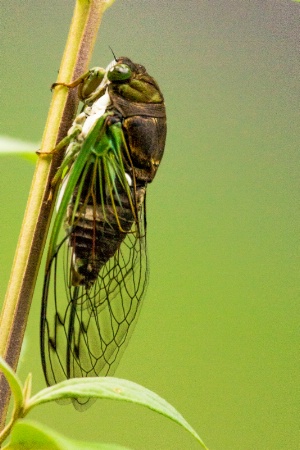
[40, 115, 148, 409]
[40, 205, 147, 409]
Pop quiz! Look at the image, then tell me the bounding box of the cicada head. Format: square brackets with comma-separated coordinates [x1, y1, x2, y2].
[107, 57, 164, 104]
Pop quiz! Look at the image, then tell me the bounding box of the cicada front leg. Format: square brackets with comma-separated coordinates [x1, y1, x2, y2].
[37, 111, 86, 205]
[52, 67, 106, 102]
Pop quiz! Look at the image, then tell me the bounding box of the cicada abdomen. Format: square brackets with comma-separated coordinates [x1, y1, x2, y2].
[67, 166, 146, 287]
[40, 57, 166, 409]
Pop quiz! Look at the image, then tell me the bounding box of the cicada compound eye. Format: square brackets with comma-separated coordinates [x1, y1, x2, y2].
[107, 63, 132, 82]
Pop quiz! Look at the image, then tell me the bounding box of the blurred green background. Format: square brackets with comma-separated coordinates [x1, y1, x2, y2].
[0, 1, 299, 449]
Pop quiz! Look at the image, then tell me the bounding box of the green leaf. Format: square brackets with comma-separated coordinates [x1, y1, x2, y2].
[0, 357, 23, 413]
[26, 377, 208, 449]
[3, 419, 133, 450]
[0, 135, 38, 162]
[103, 0, 117, 10]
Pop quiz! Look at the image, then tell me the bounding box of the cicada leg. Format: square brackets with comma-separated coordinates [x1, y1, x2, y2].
[38, 67, 107, 158]
[36, 126, 81, 158]
[51, 71, 91, 90]
[37, 119, 84, 202]
[52, 67, 106, 102]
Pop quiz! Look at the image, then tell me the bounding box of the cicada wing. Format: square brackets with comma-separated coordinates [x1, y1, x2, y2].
[40, 199, 148, 410]
[40, 233, 74, 393]
[71, 210, 148, 410]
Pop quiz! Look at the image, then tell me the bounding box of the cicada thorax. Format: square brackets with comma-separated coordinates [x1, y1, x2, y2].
[107, 58, 167, 184]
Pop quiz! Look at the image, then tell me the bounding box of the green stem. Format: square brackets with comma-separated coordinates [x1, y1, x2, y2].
[0, 0, 109, 430]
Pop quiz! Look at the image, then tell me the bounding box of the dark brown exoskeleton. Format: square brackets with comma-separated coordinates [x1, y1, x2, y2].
[40, 57, 166, 409]
[68, 57, 166, 287]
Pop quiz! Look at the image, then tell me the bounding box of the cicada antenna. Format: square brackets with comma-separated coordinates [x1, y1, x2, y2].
[109, 46, 118, 61]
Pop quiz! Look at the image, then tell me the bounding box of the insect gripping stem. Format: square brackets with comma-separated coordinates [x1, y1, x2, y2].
[40, 57, 166, 410]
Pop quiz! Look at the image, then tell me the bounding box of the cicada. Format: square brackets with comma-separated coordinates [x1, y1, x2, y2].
[40, 57, 166, 409]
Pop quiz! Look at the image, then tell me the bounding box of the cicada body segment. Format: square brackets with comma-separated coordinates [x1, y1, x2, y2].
[40, 57, 166, 409]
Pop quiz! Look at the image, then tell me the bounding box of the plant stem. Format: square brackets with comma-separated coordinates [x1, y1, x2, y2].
[0, 0, 109, 429]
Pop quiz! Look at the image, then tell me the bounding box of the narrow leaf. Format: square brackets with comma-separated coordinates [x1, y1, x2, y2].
[26, 377, 208, 448]
[103, 0, 117, 10]
[0, 135, 37, 152]
[3, 419, 133, 450]
[0, 135, 37, 162]
[0, 357, 23, 412]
